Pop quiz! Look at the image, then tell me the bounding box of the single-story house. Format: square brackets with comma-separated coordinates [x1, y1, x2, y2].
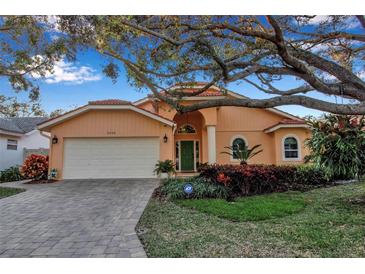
[38, 84, 311, 180]
[0, 117, 49, 171]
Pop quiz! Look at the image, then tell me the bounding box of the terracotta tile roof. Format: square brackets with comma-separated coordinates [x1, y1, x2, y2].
[135, 106, 175, 123]
[161, 89, 223, 97]
[183, 89, 222, 96]
[88, 99, 131, 105]
[166, 82, 223, 97]
[264, 119, 308, 132]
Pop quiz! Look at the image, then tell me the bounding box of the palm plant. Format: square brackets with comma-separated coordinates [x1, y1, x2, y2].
[153, 160, 176, 177]
[221, 144, 263, 165]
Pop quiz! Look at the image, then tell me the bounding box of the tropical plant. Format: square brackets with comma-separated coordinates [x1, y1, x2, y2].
[153, 160, 176, 176]
[0, 166, 23, 183]
[221, 144, 263, 165]
[20, 154, 49, 180]
[306, 114, 365, 180]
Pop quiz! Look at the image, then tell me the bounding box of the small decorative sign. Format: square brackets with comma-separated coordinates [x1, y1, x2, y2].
[183, 183, 193, 195]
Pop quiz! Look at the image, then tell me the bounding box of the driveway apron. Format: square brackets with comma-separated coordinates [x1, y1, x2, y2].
[0, 179, 157, 258]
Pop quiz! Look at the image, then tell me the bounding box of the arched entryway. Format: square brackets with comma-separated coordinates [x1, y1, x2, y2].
[173, 111, 205, 172]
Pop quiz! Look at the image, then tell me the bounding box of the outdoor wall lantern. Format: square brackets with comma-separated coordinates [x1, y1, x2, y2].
[52, 135, 58, 144]
[163, 134, 168, 143]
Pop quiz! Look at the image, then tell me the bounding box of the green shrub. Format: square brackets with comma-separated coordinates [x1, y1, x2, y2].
[0, 166, 23, 183]
[160, 177, 229, 200]
[293, 165, 329, 186]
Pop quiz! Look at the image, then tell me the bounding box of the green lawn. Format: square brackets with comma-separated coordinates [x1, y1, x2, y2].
[0, 187, 25, 199]
[177, 192, 307, 221]
[136, 182, 365, 257]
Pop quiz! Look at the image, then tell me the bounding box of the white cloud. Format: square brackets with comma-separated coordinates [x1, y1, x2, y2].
[45, 15, 62, 33]
[35, 59, 102, 85]
[307, 15, 330, 25]
[356, 70, 365, 80]
[307, 16, 360, 29]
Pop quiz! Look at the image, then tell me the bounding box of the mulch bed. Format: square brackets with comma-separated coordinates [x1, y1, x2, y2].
[151, 186, 168, 202]
[24, 179, 59, 184]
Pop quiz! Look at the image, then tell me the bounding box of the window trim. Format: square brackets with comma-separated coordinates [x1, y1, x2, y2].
[229, 135, 248, 162]
[7, 139, 18, 151]
[282, 134, 301, 161]
[177, 124, 197, 134]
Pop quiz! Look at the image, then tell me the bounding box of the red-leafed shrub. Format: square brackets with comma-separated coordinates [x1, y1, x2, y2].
[21, 154, 49, 180]
[198, 164, 327, 197]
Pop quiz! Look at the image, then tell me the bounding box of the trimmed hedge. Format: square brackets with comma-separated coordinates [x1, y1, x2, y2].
[0, 166, 23, 183]
[160, 177, 229, 200]
[198, 164, 330, 197]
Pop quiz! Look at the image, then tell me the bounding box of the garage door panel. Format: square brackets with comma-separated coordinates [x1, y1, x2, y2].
[63, 138, 159, 179]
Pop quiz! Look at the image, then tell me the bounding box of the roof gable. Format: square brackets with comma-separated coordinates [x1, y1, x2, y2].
[38, 102, 175, 130]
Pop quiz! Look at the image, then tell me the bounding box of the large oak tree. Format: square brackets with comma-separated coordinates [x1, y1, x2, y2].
[61, 15, 365, 114]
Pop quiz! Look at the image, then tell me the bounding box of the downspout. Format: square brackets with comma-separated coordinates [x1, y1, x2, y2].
[40, 131, 51, 139]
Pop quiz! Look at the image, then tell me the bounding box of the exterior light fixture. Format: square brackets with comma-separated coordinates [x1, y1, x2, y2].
[163, 134, 168, 143]
[52, 135, 58, 144]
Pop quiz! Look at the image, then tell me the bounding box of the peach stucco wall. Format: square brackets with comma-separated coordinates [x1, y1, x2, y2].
[139, 100, 311, 166]
[48, 109, 173, 179]
[272, 128, 311, 165]
[216, 106, 283, 165]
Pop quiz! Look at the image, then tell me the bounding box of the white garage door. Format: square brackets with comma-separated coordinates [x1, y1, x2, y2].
[63, 138, 159, 179]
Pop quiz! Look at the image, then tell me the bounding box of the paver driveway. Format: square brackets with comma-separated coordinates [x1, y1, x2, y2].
[0, 179, 158, 258]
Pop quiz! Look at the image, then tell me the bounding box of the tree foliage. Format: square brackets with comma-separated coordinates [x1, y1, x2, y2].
[0, 95, 46, 117]
[58, 15, 365, 114]
[0, 16, 76, 116]
[306, 114, 365, 179]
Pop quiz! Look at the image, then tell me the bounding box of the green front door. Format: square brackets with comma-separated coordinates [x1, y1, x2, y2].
[181, 141, 194, 171]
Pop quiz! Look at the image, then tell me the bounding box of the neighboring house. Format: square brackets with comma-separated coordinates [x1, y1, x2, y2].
[38, 83, 311, 180]
[0, 117, 50, 171]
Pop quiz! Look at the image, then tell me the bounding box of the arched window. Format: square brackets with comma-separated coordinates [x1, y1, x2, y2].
[232, 137, 246, 159]
[283, 136, 299, 159]
[177, 124, 196, 134]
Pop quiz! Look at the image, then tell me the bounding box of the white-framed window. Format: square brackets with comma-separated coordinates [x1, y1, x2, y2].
[177, 124, 196, 134]
[230, 135, 248, 161]
[283, 135, 300, 160]
[7, 139, 18, 150]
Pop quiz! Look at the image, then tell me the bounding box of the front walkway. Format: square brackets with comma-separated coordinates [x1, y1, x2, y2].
[0, 179, 158, 257]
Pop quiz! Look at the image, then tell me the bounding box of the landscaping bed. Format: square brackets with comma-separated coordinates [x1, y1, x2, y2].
[0, 187, 25, 199]
[136, 181, 365, 257]
[24, 179, 58, 184]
